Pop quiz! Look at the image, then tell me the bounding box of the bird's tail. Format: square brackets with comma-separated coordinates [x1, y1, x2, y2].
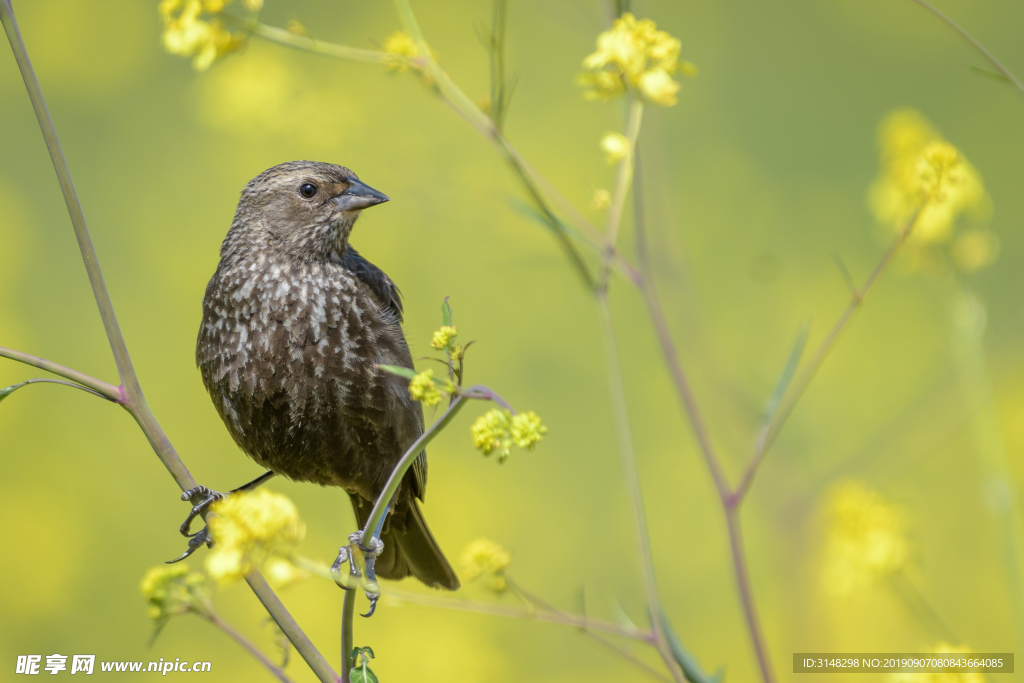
[348, 494, 460, 590]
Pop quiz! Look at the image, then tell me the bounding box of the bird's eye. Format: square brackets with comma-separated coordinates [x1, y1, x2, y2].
[299, 183, 318, 198]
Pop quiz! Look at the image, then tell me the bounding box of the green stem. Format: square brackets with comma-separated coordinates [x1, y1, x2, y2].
[907, 0, 1024, 101]
[0, 4, 337, 682]
[360, 396, 467, 542]
[734, 208, 922, 504]
[595, 292, 685, 683]
[298, 557, 652, 640]
[233, 16, 392, 66]
[0, 377, 115, 403]
[202, 611, 297, 683]
[605, 99, 644, 251]
[340, 589, 356, 683]
[0, 346, 122, 401]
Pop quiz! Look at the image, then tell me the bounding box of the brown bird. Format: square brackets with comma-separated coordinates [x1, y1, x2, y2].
[182, 160, 458, 590]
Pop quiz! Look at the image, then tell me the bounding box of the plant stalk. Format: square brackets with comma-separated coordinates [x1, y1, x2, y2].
[0, 4, 337, 681]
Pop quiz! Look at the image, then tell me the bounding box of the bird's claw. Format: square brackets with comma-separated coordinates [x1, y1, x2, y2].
[179, 486, 226, 537]
[332, 533, 383, 617]
[168, 486, 224, 563]
[166, 526, 212, 564]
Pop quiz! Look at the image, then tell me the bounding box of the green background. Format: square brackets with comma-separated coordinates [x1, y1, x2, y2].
[1, 0, 1022, 680]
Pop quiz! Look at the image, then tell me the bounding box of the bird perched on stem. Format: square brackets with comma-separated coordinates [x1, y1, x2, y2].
[189, 160, 459, 590]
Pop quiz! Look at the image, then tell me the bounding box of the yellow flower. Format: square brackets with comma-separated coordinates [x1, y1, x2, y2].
[638, 68, 679, 106]
[471, 408, 512, 461]
[822, 480, 908, 597]
[471, 408, 547, 463]
[888, 643, 984, 683]
[140, 564, 210, 621]
[205, 490, 306, 585]
[580, 13, 693, 106]
[510, 411, 547, 449]
[591, 188, 612, 210]
[408, 368, 443, 406]
[460, 538, 511, 593]
[952, 229, 999, 273]
[600, 132, 631, 165]
[868, 109, 989, 244]
[158, 0, 245, 71]
[431, 325, 458, 351]
[383, 30, 420, 71]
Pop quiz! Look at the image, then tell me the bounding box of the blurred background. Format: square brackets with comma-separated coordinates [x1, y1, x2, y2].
[1, 0, 1023, 680]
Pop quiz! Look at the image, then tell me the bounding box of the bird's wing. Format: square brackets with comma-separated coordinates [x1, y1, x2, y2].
[344, 248, 427, 500]
[342, 247, 404, 323]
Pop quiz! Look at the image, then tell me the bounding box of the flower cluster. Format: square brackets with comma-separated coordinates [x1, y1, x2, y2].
[821, 480, 908, 597]
[868, 109, 995, 273]
[579, 13, 696, 106]
[408, 368, 444, 407]
[205, 490, 308, 587]
[600, 132, 631, 165]
[460, 538, 511, 593]
[140, 564, 211, 623]
[158, 0, 258, 71]
[471, 408, 547, 463]
[431, 325, 458, 352]
[382, 30, 436, 83]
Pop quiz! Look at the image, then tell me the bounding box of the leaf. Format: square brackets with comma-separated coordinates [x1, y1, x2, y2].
[351, 646, 375, 661]
[763, 322, 809, 421]
[349, 665, 379, 683]
[375, 365, 418, 380]
[659, 610, 723, 683]
[0, 381, 27, 404]
[966, 65, 1011, 83]
[442, 297, 453, 327]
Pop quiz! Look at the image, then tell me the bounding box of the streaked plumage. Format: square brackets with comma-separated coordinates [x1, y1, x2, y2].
[196, 161, 458, 589]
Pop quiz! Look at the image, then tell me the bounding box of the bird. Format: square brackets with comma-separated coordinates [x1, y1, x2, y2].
[188, 160, 459, 590]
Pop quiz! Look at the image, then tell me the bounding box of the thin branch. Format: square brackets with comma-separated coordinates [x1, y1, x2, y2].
[907, 0, 1024, 101]
[631, 154, 732, 503]
[297, 558, 653, 641]
[605, 99, 644, 251]
[340, 589, 356, 683]
[734, 209, 922, 503]
[231, 16, 393, 66]
[202, 612, 297, 683]
[725, 510, 775, 683]
[0, 377, 116, 403]
[633, 154, 761, 682]
[0, 4, 337, 681]
[0, 347, 122, 401]
[595, 293, 686, 683]
[507, 578, 673, 681]
[360, 396, 467, 543]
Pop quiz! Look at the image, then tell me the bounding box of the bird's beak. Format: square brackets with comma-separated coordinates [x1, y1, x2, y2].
[333, 179, 390, 212]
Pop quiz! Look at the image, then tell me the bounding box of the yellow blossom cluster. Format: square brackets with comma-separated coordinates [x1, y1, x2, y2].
[382, 30, 436, 77]
[460, 538, 511, 593]
[408, 368, 444, 406]
[822, 480, 908, 597]
[158, 0, 258, 71]
[579, 13, 696, 106]
[140, 563, 210, 622]
[600, 132, 631, 165]
[591, 188, 612, 210]
[431, 325, 458, 351]
[205, 490, 307, 587]
[889, 643, 985, 683]
[868, 109, 993, 269]
[471, 408, 547, 463]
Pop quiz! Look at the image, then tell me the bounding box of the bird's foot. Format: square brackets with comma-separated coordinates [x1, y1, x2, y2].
[331, 532, 384, 617]
[166, 486, 225, 563]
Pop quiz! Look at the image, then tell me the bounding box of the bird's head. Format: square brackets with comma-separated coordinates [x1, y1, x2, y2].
[231, 160, 389, 261]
